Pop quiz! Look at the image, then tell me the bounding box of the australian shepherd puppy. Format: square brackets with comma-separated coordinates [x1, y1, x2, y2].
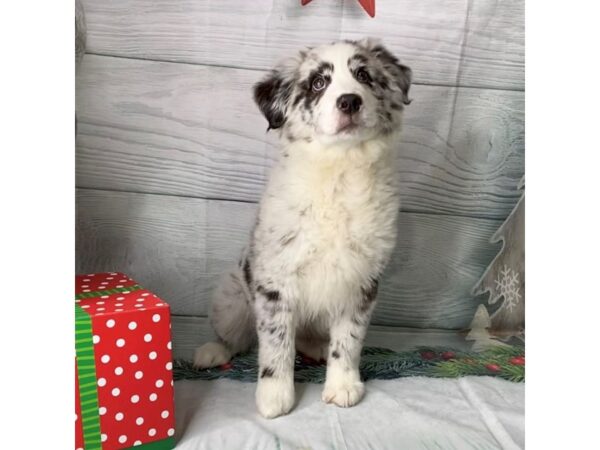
[194, 38, 412, 418]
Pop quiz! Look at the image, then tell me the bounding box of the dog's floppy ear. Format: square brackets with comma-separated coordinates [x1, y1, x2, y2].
[360, 38, 413, 105]
[253, 69, 294, 131]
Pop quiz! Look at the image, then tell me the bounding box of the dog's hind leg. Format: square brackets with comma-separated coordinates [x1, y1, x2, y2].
[193, 261, 257, 368]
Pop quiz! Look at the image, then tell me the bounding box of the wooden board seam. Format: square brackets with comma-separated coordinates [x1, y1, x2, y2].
[82, 52, 524, 93]
[75, 185, 512, 222]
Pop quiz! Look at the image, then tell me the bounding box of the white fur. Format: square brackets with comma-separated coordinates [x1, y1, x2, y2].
[255, 376, 295, 419]
[253, 137, 400, 319]
[193, 342, 231, 369]
[322, 365, 365, 407]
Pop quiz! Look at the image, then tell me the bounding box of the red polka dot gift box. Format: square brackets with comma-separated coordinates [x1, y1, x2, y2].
[75, 272, 175, 450]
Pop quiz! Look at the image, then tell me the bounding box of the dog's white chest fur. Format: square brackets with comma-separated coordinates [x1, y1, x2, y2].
[253, 138, 400, 318]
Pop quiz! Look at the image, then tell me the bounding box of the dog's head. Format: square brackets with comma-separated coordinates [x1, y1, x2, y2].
[254, 39, 412, 146]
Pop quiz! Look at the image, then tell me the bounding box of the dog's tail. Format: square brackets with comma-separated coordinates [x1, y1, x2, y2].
[194, 253, 256, 368]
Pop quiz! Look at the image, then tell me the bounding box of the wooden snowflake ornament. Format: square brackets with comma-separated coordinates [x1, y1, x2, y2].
[301, 0, 376, 18]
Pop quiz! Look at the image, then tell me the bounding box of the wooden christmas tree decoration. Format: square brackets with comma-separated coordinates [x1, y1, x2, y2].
[466, 305, 509, 352]
[301, 0, 376, 18]
[472, 178, 525, 338]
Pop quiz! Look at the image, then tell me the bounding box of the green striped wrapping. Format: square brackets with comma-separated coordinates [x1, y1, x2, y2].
[76, 284, 143, 300]
[75, 304, 102, 450]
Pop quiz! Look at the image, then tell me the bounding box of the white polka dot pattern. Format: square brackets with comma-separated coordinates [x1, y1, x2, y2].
[76, 272, 175, 447]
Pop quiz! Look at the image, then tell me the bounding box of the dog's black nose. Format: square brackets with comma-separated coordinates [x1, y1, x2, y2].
[337, 94, 362, 114]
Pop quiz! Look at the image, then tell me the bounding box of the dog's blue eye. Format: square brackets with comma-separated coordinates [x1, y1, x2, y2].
[356, 68, 371, 83]
[312, 76, 326, 92]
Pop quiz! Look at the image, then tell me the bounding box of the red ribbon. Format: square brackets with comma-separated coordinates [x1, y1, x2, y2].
[301, 0, 375, 18]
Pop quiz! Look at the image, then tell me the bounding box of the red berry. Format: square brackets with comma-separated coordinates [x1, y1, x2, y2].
[485, 363, 501, 372]
[509, 356, 525, 366]
[219, 362, 233, 370]
[420, 351, 436, 360]
[442, 351, 456, 360]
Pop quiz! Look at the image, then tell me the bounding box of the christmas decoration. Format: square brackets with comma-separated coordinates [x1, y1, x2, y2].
[485, 363, 501, 373]
[472, 177, 525, 338]
[420, 350, 436, 360]
[301, 0, 376, 18]
[75, 361, 85, 450]
[509, 356, 525, 366]
[466, 304, 509, 352]
[174, 345, 525, 383]
[75, 272, 175, 450]
[441, 351, 456, 361]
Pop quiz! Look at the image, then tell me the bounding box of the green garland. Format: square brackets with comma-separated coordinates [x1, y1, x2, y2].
[174, 345, 524, 383]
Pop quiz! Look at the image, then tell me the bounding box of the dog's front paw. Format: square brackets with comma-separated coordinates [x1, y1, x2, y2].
[322, 373, 365, 407]
[256, 377, 295, 419]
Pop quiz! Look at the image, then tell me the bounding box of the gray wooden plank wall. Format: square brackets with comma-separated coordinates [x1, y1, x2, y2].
[82, 0, 524, 90]
[76, 1, 524, 338]
[76, 55, 524, 219]
[76, 189, 502, 328]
